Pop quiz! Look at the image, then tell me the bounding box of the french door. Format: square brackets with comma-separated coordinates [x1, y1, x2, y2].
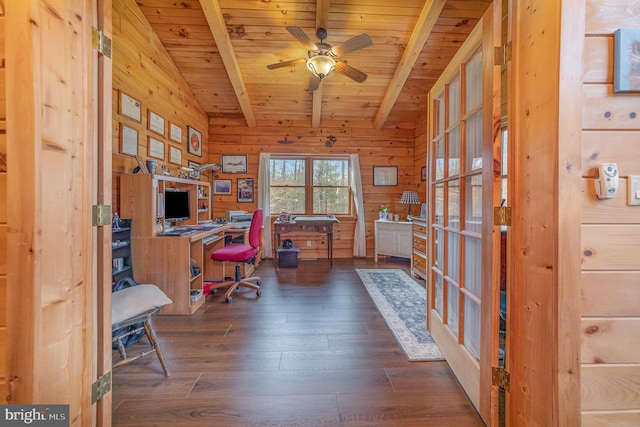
[426, 4, 502, 425]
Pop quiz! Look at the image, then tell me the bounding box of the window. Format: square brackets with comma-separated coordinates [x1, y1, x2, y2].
[270, 156, 350, 215]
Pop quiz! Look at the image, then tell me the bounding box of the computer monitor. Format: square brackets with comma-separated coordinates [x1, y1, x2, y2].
[164, 189, 191, 222]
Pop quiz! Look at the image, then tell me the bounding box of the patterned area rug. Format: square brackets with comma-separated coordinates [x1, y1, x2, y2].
[356, 269, 443, 361]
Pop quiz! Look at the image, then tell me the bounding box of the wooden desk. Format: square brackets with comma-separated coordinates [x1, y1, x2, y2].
[273, 217, 339, 266]
[132, 224, 233, 315]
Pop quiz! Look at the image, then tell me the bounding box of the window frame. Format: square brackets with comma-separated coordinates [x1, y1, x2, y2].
[269, 154, 352, 216]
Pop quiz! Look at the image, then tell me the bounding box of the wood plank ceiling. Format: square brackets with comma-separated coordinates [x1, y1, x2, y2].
[137, 0, 491, 129]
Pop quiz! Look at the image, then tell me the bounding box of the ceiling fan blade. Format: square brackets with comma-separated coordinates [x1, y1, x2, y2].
[330, 33, 373, 57]
[335, 61, 368, 83]
[266, 58, 307, 69]
[286, 26, 318, 51]
[308, 76, 321, 91]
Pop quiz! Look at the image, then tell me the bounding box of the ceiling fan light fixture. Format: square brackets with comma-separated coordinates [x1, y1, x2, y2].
[306, 55, 336, 80]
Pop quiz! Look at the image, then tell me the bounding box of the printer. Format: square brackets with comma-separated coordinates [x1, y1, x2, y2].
[226, 210, 253, 224]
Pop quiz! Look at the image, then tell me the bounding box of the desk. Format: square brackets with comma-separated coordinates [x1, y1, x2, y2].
[274, 217, 339, 266]
[132, 223, 233, 315]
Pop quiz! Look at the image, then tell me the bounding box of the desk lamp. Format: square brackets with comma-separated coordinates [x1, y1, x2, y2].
[399, 190, 420, 220]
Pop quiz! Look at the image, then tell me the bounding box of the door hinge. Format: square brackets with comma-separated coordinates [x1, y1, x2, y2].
[494, 41, 512, 66]
[493, 206, 512, 227]
[92, 371, 111, 404]
[492, 366, 510, 392]
[92, 204, 112, 226]
[92, 26, 112, 59]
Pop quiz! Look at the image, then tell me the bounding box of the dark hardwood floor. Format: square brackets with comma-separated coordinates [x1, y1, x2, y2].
[112, 258, 484, 426]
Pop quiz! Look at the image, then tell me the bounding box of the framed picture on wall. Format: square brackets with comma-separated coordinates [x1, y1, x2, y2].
[120, 124, 138, 156]
[613, 29, 640, 93]
[188, 160, 201, 180]
[148, 110, 165, 136]
[214, 179, 232, 195]
[169, 122, 182, 143]
[187, 126, 202, 156]
[237, 178, 254, 203]
[373, 166, 398, 186]
[221, 154, 248, 174]
[148, 136, 165, 160]
[421, 166, 427, 181]
[168, 145, 182, 165]
[118, 91, 141, 122]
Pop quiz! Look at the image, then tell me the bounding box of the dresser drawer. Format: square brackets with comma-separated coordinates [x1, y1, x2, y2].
[413, 223, 427, 235]
[413, 236, 426, 253]
[412, 253, 427, 273]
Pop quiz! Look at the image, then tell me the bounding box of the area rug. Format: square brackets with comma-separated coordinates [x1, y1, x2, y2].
[356, 269, 444, 361]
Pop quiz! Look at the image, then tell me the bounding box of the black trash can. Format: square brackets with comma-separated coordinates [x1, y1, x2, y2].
[277, 246, 300, 268]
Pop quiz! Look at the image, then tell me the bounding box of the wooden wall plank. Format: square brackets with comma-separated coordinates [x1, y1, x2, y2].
[581, 365, 640, 411]
[582, 411, 640, 427]
[581, 318, 640, 364]
[582, 271, 640, 317]
[582, 131, 640, 176]
[582, 225, 640, 270]
[581, 179, 640, 224]
[583, 36, 611, 83]
[582, 84, 640, 130]
[0, 224, 4, 275]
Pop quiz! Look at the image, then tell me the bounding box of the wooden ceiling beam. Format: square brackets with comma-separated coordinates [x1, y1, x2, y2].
[199, 0, 256, 128]
[311, 0, 330, 128]
[373, 0, 446, 129]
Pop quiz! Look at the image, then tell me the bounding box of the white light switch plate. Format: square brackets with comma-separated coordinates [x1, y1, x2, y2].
[628, 175, 640, 206]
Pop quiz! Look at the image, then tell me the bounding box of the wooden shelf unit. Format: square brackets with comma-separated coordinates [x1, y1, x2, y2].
[120, 173, 211, 237]
[111, 219, 133, 285]
[119, 173, 229, 315]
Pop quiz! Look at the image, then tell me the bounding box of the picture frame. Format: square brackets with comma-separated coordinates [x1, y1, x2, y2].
[237, 178, 254, 203]
[119, 91, 141, 122]
[214, 179, 232, 195]
[221, 154, 248, 174]
[613, 29, 640, 93]
[168, 145, 182, 165]
[187, 126, 202, 156]
[120, 124, 138, 156]
[188, 160, 201, 180]
[373, 166, 398, 186]
[421, 166, 427, 181]
[169, 122, 182, 143]
[148, 110, 165, 136]
[148, 136, 165, 160]
[135, 156, 148, 174]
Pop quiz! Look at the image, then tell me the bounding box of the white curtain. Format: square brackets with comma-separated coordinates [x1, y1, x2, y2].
[350, 154, 366, 257]
[257, 153, 272, 258]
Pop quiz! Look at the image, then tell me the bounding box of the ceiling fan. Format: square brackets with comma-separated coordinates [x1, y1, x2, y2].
[267, 26, 373, 91]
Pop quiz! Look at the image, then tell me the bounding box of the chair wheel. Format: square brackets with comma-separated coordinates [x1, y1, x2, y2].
[257, 280, 262, 286]
[256, 290, 262, 297]
[210, 289, 218, 295]
[225, 296, 232, 303]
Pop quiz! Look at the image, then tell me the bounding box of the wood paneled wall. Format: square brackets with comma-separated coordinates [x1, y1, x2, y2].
[111, 0, 209, 214]
[0, 0, 6, 395]
[580, 1, 640, 424]
[208, 122, 417, 259]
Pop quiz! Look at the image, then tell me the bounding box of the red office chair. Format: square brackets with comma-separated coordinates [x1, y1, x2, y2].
[207, 209, 264, 303]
